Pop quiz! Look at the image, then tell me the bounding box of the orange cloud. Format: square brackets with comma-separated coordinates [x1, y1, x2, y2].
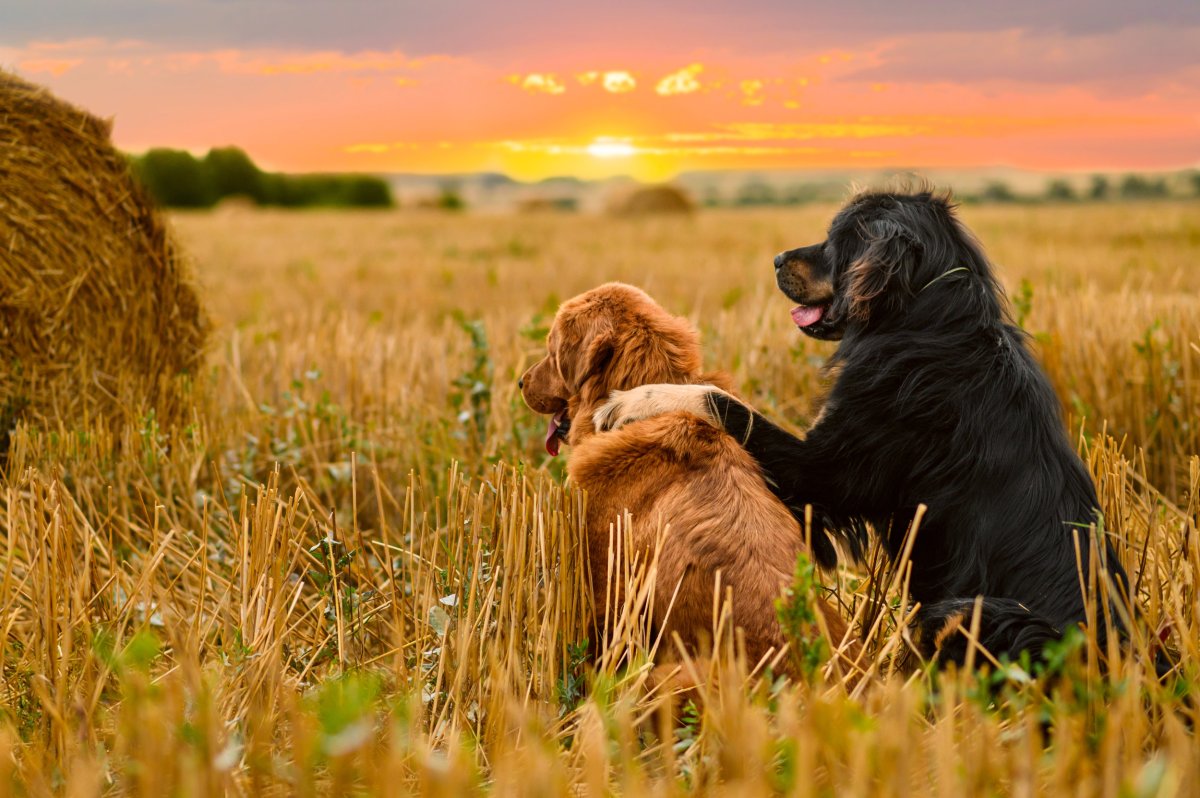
[721, 121, 927, 140]
[740, 79, 764, 106]
[344, 142, 392, 154]
[601, 70, 636, 93]
[191, 49, 441, 76]
[344, 141, 424, 154]
[74, 45, 454, 78]
[513, 73, 566, 94]
[253, 51, 414, 75]
[17, 58, 83, 76]
[656, 64, 704, 95]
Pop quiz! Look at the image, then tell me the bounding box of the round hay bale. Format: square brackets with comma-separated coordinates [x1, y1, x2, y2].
[606, 184, 695, 216]
[0, 71, 210, 439]
[212, 194, 260, 215]
[516, 196, 578, 213]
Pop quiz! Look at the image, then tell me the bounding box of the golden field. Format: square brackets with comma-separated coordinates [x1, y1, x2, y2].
[2, 201, 1198, 795]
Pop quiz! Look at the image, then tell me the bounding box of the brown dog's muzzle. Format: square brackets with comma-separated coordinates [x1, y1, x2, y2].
[520, 356, 572, 456]
[520, 358, 567, 415]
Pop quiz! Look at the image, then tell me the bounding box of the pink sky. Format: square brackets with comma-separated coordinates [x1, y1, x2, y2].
[3, 2, 1198, 179]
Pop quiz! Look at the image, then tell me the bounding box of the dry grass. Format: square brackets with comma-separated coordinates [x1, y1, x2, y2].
[1, 202, 1198, 795]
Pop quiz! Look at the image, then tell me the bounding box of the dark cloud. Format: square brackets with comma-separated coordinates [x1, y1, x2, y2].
[4, 0, 1200, 54]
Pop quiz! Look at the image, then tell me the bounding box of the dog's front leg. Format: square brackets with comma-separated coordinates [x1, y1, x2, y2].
[597, 388, 838, 513]
[593, 384, 729, 431]
[704, 393, 838, 503]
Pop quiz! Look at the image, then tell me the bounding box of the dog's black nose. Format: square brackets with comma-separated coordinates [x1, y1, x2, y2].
[773, 252, 786, 270]
[518, 377, 524, 389]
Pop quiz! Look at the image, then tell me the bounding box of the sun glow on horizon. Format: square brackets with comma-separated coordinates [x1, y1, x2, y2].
[7, 33, 1196, 178]
[585, 138, 637, 158]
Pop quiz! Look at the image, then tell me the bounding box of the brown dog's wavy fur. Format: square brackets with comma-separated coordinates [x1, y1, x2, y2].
[521, 283, 857, 679]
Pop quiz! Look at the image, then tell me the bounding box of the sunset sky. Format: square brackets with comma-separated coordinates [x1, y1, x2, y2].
[4, 1, 1198, 180]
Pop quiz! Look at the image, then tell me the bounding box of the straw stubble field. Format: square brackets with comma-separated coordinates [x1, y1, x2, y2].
[2, 202, 1198, 795]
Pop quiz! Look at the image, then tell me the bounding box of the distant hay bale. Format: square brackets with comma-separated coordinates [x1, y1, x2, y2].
[0, 71, 210, 439]
[516, 196, 578, 213]
[212, 194, 260, 215]
[606, 184, 695, 216]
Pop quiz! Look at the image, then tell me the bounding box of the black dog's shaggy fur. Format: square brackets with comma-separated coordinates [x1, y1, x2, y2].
[701, 190, 1130, 663]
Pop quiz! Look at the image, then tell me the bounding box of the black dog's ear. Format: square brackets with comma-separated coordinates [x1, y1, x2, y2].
[846, 218, 922, 322]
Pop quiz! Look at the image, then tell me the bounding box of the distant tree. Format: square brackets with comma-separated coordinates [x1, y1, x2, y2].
[257, 172, 394, 208]
[294, 175, 344, 207]
[132, 148, 216, 208]
[1190, 171, 1200, 198]
[131, 146, 390, 210]
[260, 173, 315, 207]
[437, 183, 466, 211]
[735, 181, 777, 206]
[1088, 175, 1110, 200]
[1119, 174, 1168, 200]
[204, 146, 265, 203]
[780, 184, 821, 205]
[980, 181, 1016, 203]
[258, 173, 291, 206]
[1044, 179, 1076, 202]
[339, 175, 394, 208]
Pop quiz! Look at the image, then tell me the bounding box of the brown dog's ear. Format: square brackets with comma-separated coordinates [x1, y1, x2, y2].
[559, 318, 615, 393]
[847, 218, 920, 321]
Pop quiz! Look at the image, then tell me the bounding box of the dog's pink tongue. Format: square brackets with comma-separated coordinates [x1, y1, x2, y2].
[790, 304, 824, 328]
[545, 409, 568, 456]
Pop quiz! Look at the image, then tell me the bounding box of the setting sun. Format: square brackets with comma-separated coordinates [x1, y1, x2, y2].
[585, 139, 637, 159]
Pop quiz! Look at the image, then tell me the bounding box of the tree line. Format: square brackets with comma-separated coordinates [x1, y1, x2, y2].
[702, 170, 1200, 208]
[129, 147, 394, 209]
[988, 172, 1198, 203]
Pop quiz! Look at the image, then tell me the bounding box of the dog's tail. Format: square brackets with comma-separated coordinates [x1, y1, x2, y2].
[916, 597, 1063, 667]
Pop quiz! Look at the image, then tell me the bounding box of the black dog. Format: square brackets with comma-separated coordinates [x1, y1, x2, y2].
[596, 188, 1131, 665]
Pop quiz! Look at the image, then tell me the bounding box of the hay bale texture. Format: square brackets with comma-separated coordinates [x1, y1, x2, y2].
[0, 71, 209, 438]
[606, 184, 695, 216]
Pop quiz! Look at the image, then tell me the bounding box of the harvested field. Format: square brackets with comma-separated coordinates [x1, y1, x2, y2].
[1, 202, 1198, 795]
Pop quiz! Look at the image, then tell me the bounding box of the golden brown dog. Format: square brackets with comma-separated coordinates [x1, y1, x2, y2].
[520, 282, 856, 679]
